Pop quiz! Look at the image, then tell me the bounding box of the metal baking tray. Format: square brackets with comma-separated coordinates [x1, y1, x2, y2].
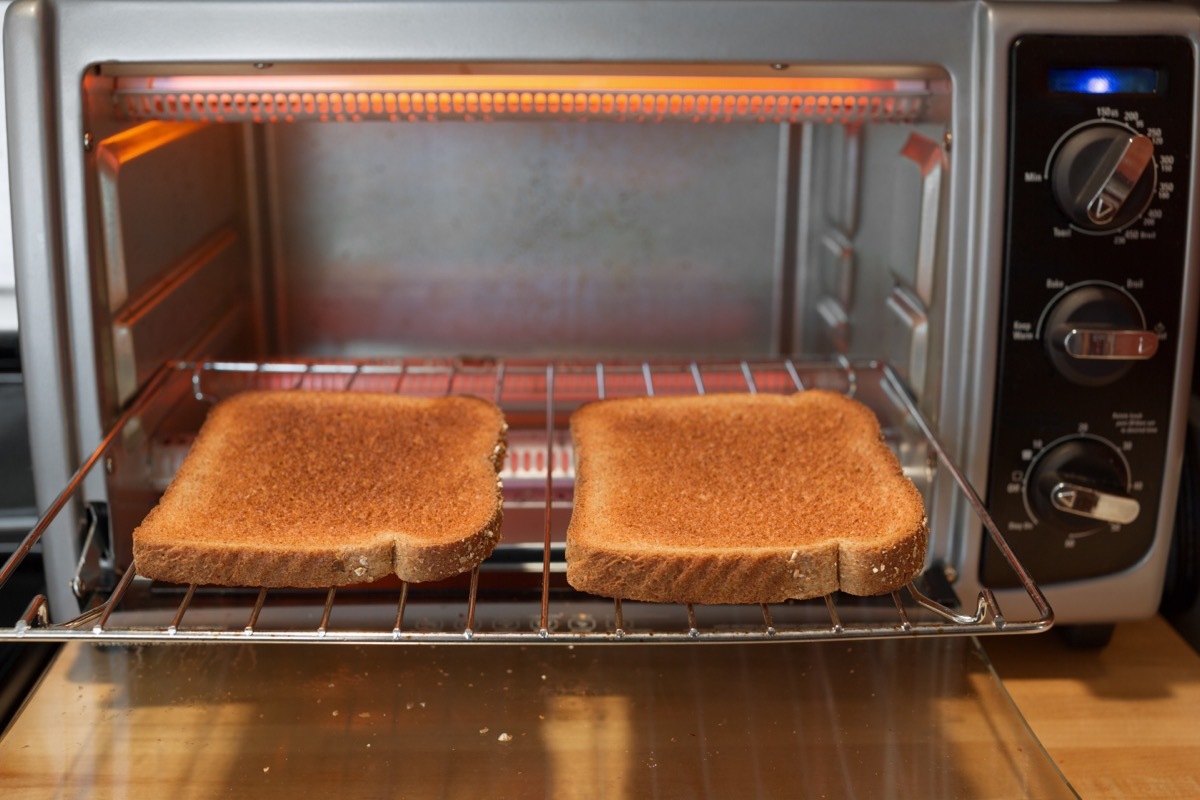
[0, 357, 1053, 644]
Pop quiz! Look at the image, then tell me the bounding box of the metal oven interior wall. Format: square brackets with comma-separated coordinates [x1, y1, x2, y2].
[264, 118, 952, 367]
[800, 120, 950, 405]
[84, 108, 956, 570]
[90, 108, 954, 376]
[89, 120, 261, 413]
[263, 119, 786, 359]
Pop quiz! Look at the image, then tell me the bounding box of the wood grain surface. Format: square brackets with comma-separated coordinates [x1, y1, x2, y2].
[986, 615, 1200, 800]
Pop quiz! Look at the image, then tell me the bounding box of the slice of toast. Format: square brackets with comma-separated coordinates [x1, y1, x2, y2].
[565, 390, 927, 604]
[133, 391, 507, 587]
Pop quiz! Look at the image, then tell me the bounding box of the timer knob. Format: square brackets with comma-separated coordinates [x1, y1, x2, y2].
[1051, 124, 1156, 230]
[1025, 438, 1139, 533]
[1042, 284, 1158, 386]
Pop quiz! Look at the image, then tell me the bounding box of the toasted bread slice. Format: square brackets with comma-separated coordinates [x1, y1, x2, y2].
[133, 391, 507, 587]
[565, 390, 927, 604]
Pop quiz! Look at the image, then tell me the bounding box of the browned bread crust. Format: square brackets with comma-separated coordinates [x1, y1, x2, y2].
[133, 391, 507, 587]
[565, 390, 927, 603]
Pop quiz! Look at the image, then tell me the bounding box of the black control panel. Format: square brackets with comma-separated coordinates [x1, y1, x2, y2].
[984, 36, 1193, 587]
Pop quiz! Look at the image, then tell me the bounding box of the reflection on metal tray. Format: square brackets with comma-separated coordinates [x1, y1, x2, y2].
[0, 357, 1053, 644]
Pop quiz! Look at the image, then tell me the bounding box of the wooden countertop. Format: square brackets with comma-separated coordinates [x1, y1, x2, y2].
[985, 615, 1200, 800]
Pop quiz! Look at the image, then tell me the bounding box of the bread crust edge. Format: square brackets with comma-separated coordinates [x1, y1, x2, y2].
[564, 390, 929, 603]
[131, 391, 508, 588]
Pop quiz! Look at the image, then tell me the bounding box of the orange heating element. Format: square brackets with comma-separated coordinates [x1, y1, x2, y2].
[114, 72, 933, 124]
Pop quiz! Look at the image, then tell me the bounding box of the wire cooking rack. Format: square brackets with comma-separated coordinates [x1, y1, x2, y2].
[0, 357, 1053, 644]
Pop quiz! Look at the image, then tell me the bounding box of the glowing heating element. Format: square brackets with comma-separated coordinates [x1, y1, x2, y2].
[111, 72, 939, 124]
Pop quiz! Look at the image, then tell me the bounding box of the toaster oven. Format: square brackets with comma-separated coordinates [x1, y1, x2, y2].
[1, 0, 1198, 663]
[4, 0, 1197, 636]
[3, 0, 1197, 794]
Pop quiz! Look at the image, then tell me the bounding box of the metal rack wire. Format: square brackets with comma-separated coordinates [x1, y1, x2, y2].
[0, 357, 1053, 644]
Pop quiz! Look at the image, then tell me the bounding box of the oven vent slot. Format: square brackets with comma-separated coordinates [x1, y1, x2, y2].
[108, 71, 942, 125]
[0, 358, 1052, 644]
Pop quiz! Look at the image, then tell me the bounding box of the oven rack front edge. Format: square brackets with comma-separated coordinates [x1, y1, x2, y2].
[0, 357, 1054, 644]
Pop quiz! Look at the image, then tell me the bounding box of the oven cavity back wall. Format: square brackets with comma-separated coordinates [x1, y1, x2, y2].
[86, 63, 951, 408]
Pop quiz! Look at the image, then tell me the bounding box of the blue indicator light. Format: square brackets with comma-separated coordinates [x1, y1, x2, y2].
[1048, 67, 1158, 95]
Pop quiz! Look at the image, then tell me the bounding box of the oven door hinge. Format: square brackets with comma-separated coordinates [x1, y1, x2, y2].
[71, 502, 113, 599]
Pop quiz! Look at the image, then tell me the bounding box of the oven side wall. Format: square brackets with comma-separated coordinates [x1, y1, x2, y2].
[5, 0, 83, 619]
[0, 0, 13, 335]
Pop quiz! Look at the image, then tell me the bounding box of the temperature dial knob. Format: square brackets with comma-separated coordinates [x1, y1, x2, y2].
[1042, 284, 1158, 386]
[1051, 124, 1156, 231]
[1025, 437, 1139, 534]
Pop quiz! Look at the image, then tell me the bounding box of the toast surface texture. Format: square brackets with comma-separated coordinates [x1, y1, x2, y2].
[565, 390, 927, 604]
[132, 391, 507, 587]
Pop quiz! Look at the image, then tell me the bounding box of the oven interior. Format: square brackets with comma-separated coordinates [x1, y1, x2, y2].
[86, 64, 952, 403]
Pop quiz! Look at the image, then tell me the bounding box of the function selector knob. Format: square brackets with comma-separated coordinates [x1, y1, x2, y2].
[1050, 124, 1156, 231]
[1042, 284, 1158, 386]
[1025, 437, 1140, 534]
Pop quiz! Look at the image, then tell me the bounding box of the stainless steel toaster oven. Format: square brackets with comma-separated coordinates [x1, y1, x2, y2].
[5, 0, 1197, 634]
[3, 0, 1198, 795]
